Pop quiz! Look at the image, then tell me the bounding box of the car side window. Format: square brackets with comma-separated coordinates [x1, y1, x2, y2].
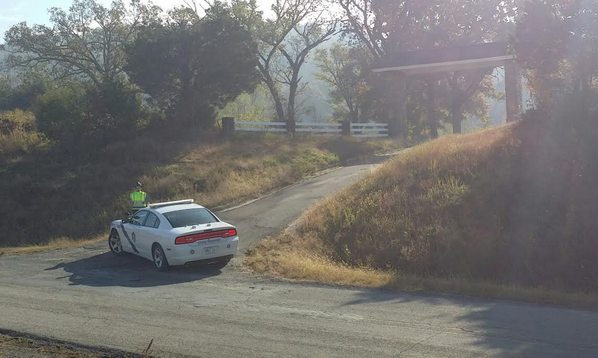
[131, 210, 149, 226]
[144, 213, 160, 229]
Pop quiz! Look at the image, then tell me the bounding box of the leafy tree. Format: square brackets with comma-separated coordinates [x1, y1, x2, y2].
[337, 0, 519, 137]
[315, 44, 367, 122]
[0, 76, 12, 110]
[0, 70, 51, 111]
[34, 82, 87, 143]
[3, 0, 160, 88]
[232, 0, 336, 133]
[126, 3, 260, 127]
[219, 83, 275, 122]
[339, 0, 518, 59]
[34, 79, 142, 147]
[431, 0, 517, 134]
[443, 70, 496, 133]
[515, 0, 598, 110]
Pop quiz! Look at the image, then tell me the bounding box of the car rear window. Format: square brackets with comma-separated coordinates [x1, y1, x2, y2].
[163, 208, 219, 228]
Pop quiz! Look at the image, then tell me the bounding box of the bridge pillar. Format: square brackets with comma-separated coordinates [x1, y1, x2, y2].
[505, 60, 522, 122]
[388, 72, 407, 138]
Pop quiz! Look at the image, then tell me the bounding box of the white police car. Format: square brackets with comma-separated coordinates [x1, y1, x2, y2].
[108, 200, 238, 270]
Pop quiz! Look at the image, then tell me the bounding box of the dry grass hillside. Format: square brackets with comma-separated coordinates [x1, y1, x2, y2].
[248, 117, 598, 305]
[0, 127, 398, 248]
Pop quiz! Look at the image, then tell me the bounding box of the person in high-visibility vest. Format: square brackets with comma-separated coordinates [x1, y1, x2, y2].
[130, 182, 150, 213]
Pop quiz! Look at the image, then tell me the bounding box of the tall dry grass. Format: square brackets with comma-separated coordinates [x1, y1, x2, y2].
[248, 116, 598, 299]
[1, 127, 398, 248]
[0, 110, 50, 163]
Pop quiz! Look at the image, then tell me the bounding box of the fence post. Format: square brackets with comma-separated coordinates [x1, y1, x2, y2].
[342, 121, 351, 136]
[222, 117, 235, 137]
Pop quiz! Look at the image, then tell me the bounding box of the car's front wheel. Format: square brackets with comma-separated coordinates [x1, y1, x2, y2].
[153, 244, 170, 271]
[108, 230, 124, 256]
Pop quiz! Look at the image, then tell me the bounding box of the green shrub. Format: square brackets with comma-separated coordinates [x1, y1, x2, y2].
[0, 71, 49, 111]
[34, 83, 87, 143]
[33, 80, 148, 149]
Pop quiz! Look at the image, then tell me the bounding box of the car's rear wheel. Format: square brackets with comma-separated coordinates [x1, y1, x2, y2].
[153, 244, 170, 271]
[108, 230, 124, 256]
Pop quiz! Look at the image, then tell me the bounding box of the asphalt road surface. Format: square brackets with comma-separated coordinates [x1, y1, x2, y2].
[1, 158, 598, 358]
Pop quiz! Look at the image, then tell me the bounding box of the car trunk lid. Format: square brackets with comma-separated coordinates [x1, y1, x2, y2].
[172, 222, 236, 246]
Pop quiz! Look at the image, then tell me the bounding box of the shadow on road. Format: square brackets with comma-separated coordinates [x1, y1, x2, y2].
[45, 252, 222, 288]
[341, 287, 598, 357]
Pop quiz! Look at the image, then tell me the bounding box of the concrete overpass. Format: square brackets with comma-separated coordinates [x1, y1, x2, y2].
[372, 42, 522, 136]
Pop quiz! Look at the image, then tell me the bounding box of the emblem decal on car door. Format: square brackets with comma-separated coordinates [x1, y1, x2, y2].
[120, 223, 139, 254]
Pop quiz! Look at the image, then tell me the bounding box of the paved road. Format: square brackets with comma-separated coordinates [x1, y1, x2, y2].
[1, 160, 598, 358]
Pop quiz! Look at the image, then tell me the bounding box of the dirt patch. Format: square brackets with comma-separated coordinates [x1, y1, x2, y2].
[0, 331, 150, 358]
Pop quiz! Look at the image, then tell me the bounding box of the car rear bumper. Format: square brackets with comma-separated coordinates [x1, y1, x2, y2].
[166, 236, 239, 266]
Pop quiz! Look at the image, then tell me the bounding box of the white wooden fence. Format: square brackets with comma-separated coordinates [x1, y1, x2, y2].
[234, 120, 389, 138]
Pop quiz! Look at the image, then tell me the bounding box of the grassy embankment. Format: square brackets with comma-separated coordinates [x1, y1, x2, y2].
[247, 119, 598, 308]
[1, 121, 399, 253]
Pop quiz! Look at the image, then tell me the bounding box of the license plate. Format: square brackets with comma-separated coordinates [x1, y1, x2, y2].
[204, 246, 219, 255]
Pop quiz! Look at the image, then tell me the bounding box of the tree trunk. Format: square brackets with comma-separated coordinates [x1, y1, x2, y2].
[573, 77, 581, 93]
[581, 76, 591, 117]
[452, 105, 463, 134]
[430, 118, 439, 139]
[179, 66, 194, 125]
[505, 60, 522, 122]
[387, 72, 407, 139]
[426, 80, 439, 140]
[287, 80, 297, 135]
[179, 89, 193, 125]
[582, 77, 591, 94]
[261, 72, 286, 123]
[350, 108, 359, 123]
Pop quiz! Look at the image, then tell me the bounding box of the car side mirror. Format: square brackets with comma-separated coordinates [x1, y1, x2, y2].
[122, 217, 130, 224]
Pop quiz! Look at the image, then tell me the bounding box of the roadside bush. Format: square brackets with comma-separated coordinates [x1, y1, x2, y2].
[34, 83, 87, 144]
[0, 109, 35, 134]
[84, 81, 145, 141]
[0, 71, 49, 111]
[35, 81, 148, 149]
[0, 110, 49, 162]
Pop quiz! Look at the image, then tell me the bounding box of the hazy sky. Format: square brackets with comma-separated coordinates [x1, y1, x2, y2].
[0, 0, 276, 39]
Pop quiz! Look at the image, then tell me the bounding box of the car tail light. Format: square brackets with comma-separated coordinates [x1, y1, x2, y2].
[175, 228, 238, 245]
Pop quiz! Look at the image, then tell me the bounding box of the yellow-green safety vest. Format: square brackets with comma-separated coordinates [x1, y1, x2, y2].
[130, 191, 148, 210]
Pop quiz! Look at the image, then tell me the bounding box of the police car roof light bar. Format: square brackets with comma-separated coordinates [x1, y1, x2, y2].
[149, 199, 195, 209]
